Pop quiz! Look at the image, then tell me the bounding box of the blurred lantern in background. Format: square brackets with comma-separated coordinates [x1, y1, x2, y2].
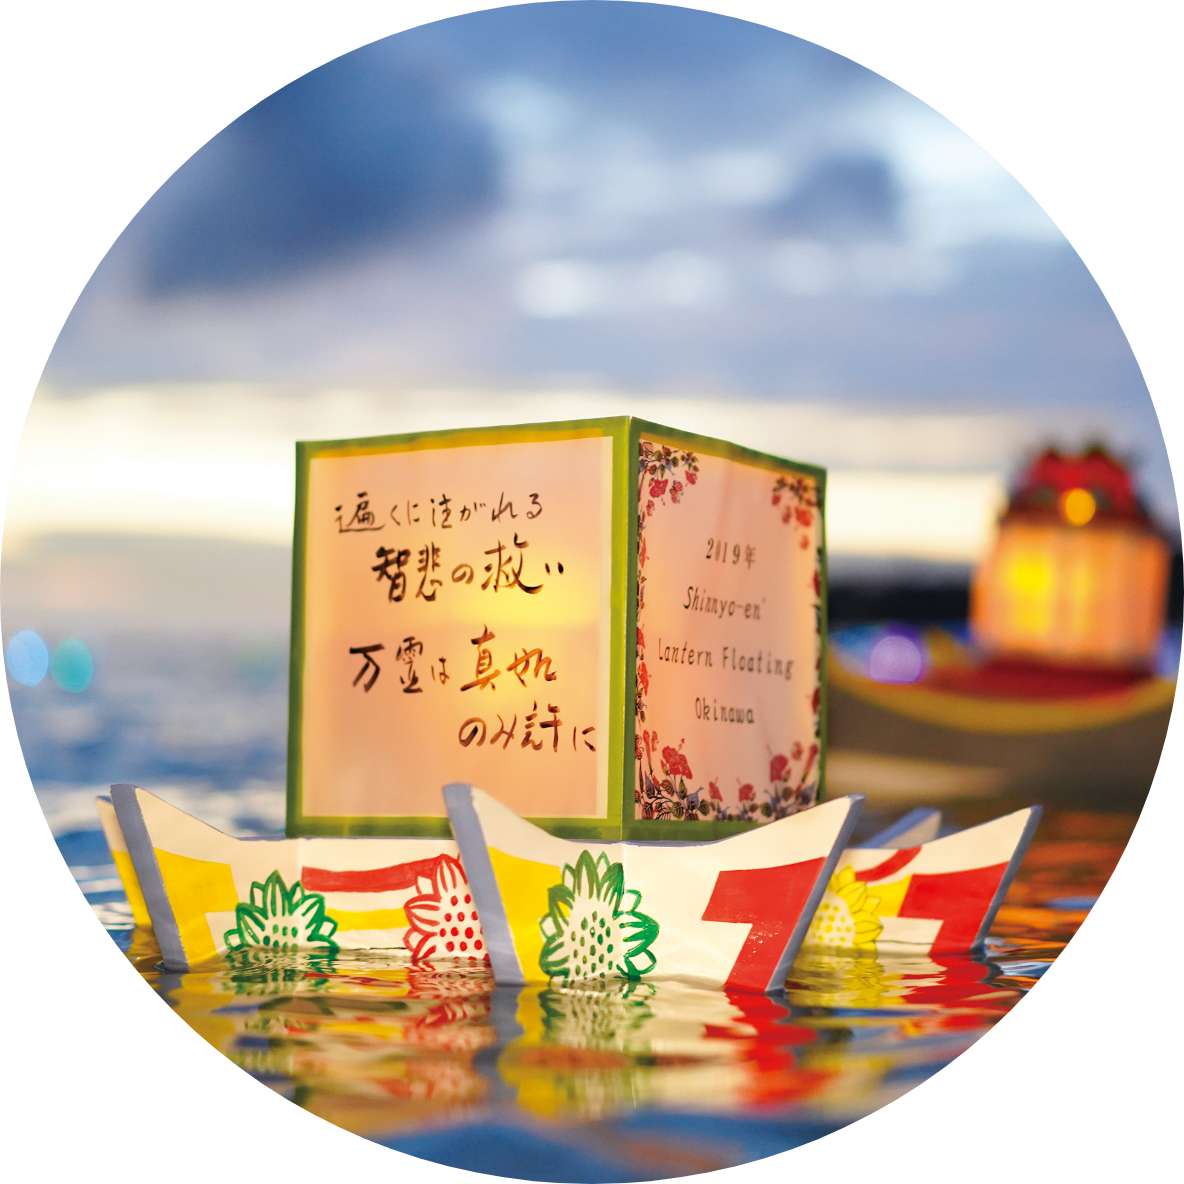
[50, 637, 95, 693]
[866, 627, 927, 684]
[972, 446, 1170, 670]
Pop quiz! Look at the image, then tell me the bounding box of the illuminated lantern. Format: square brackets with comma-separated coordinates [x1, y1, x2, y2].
[286, 418, 826, 840]
[971, 446, 1170, 669]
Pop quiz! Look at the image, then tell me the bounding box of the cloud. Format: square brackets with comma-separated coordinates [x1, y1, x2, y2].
[34, 0, 1167, 523]
[415, 2, 877, 132]
[768, 152, 903, 240]
[133, 42, 500, 295]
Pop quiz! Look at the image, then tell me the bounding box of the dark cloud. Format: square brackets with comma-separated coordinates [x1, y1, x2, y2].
[414, 2, 844, 81]
[137, 43, 499, 295]
[412, 1, 879, 136]
[767, 153, 902, 240]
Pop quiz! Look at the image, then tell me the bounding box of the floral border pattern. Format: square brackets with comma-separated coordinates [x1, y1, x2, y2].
[635, 440, 699, 729]
[774, 473, 825, 756]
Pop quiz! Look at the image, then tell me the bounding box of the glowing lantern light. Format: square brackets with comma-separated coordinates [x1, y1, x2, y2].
[1060, 487, 1096, 527]
[50, 638, 95, 693]
[867, 630, 926, 684]
[5, 630, 50, 687]
[972, 447, 1170, 669]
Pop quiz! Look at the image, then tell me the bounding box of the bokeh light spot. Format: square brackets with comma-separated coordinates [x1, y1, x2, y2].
[50, 638, 94, 693]
[5, 630, 50, 687]
[867, 631, 926, 684]
[1060, 487, 1097, 526]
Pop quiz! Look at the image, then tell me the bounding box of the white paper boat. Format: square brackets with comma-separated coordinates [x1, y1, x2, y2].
[107, 784, 485, 972]
[443, 785, 862, 992]
[100, 785, 1035, 988]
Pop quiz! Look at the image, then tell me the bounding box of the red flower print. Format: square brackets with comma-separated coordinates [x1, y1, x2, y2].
[686, 470, 697, 485]
[671, 480, 684, 501]
[772, 492, 781, 505]
[404, 855, 487, 964]
[799, 535, 809, 550]
[812, 569, 821, 597]
[791, 741, 803, 760]
[738, 783, 755, 802]
[801, 743, 820, 782]
[662, 745, 693, 779]
[637, 662, 650, 694]
[782, 508, 792, 523]
[795, 507, 813, 527]
[770, 754, 790, 782]
[649, 478, 668, 498]
[646, 499, 654, 515]
[643, 729, 653, 755]
[708, 780, 722, 801]
[811, 687, 820, 713]
[637, 628, 645, 649]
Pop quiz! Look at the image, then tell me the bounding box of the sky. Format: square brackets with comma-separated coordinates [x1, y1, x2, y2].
[5, 1, 1174, 631]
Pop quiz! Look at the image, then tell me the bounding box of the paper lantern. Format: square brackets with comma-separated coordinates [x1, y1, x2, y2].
[286, 419, 826, 840]
[971, 447, 1170, 668]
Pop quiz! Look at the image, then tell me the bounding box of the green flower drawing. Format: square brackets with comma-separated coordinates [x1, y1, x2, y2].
[224, 870, 339, 956]
[539, 851, 659, 982]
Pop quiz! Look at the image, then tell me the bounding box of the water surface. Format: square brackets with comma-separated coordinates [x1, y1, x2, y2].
[48, 781, 1127, 1180]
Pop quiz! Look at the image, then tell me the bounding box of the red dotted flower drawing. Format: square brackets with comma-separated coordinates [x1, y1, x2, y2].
[403, 855, 488, 964]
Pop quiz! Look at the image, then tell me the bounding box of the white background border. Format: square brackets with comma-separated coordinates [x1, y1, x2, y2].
[2, 3, 1181, 1180]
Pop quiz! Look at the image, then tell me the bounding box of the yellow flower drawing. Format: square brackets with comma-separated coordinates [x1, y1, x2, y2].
[807, 867, 883, 951]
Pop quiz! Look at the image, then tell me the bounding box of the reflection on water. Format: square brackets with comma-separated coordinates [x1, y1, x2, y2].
[73, 802, 1128, 1180]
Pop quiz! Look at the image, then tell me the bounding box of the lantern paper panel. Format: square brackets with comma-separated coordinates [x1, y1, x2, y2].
[633, 431, 824, 827]
[287, 418, 826, 840]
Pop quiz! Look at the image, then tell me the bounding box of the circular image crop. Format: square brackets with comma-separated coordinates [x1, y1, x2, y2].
[5, 3, 1178, 1178]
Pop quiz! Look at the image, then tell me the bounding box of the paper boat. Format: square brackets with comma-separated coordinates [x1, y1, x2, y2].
[96, 793, 151, 928]
[103, 783, 860, 986]
[444, 785, 862, 992]
[95, 793, 941, 949]
[862, 806, 942, 849]
[444, 788, 1038, 989]
[99, 785, 1036, 990]
[106, 784, 486, 972]
[802, 805, 1040, 955]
